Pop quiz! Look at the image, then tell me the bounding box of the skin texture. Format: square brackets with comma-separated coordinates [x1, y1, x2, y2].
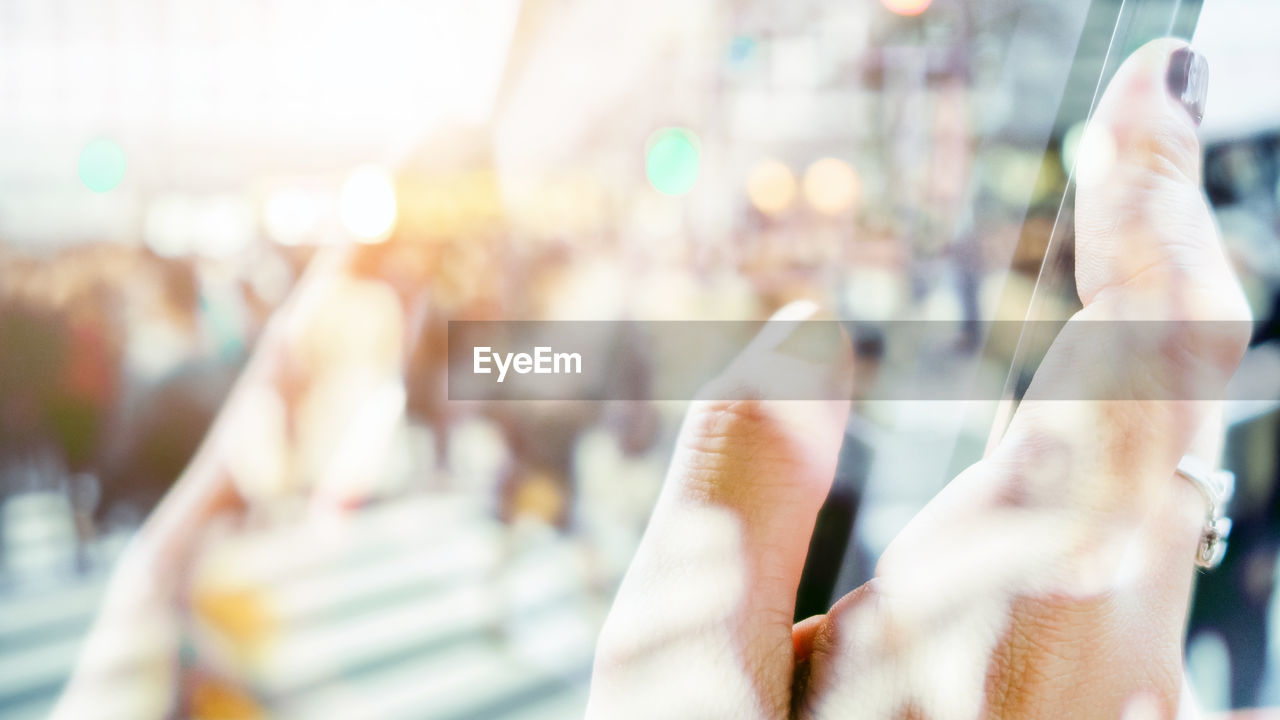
[588, 40, 1251, 720]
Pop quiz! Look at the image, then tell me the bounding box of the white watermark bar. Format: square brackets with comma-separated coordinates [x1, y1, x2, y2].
[446, 320, 1263, 402]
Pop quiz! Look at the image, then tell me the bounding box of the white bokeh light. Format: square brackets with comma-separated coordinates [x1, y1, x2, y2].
[264, 187, 324, 246]
[1072, 121, 1117, 189]
[339, 166, 398, 243]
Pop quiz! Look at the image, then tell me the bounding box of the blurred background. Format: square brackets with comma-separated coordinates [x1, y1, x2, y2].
[1, 0, 1278, 717]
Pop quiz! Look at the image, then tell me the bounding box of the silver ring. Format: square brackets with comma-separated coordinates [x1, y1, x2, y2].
[1175, 455, 1235, 570]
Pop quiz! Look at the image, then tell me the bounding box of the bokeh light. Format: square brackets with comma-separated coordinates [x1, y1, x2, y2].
[746, 159, 797, 216]
[645, 128, 701, 196]
[728, 36, 757, 66]
[881, 0, 933, 16]
[1072, 122, 1117, 188]
[199, 196, 257, 258]
[802, 158, 860, 216]
[1060, 121, 1086, 175]
[265, 188, 323, 246]
[144, 194, 255, 258]
[143, 194, 194, 257]
[339, 166, 398, 242]
[77, 139, 127, 193]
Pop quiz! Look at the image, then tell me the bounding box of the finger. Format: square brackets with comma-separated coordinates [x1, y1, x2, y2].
[589, 301, 851, 719]
[793, 614, 826, 662]
[877, 40, 1246, 589]
[1075, 40, 1219, 305]
[52, 247, 368, 720]
[132, 247, 363, 585]
[990, 38, 1249, 567]
[882, 41, 1247, 591]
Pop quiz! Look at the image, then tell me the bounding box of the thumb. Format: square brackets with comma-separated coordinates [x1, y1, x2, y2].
[993, 38, 1249, 566]
[972, 38, 1250, 591]
[1074, 38, 1234, 310]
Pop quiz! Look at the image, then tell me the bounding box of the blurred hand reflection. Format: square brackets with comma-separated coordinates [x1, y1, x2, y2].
[49, 246, 403, 719]
[587, 40, 1250, 720]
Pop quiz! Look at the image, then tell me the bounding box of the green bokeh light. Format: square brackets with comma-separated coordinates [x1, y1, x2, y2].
[645, 128, 700, 196]
[1060, 121, 1086, 175]
[78, 139, 127, 193]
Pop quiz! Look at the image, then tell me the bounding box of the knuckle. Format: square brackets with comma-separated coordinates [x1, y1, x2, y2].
[685, 398, 774, 448]
[1106, 105, 1202, 187]
[675, 399, 795, 494]
[677, 401, 770, 479]
[1139, 117, 1202, 185]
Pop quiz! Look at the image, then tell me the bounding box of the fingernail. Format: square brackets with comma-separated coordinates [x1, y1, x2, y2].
[747, 300, 820, 356]
[768, 299, 820, 326]
[767, 301, 845, 366]
[1166, 46, 1208, 126]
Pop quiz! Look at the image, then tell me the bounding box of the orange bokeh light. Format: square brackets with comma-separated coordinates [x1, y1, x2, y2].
[881, 0, 933, 16]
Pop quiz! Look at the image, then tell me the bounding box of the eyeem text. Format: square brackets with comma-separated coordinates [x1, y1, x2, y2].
[473, 346, 583, 383]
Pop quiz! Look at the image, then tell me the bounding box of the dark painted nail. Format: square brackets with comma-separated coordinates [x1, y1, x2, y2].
[1167, 47, 1208, 126]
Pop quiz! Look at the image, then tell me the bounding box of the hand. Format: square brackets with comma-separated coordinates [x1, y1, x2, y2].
[587, 40, 1250, 720]
[48, 247, 373, 720]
